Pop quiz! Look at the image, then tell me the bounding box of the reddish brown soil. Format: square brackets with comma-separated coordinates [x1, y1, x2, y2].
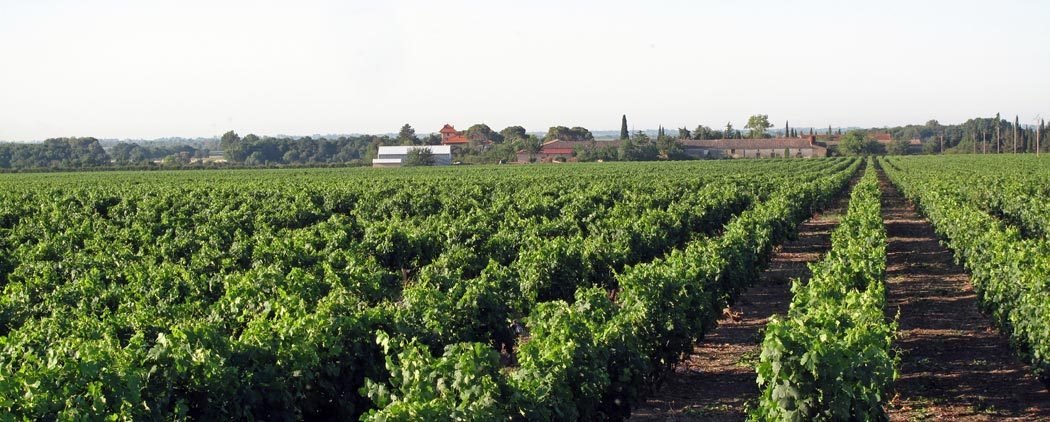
[630, 170, 1050, 421]
[628, 193, 850, 421]
[880, 170, 1050, 421]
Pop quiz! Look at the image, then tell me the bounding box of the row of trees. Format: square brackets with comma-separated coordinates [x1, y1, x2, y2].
[576, 129, 688, 162]
[0, 138, 110, 169]
[109, 143, 210, 165]
[677, 115, 775, 140]
[8, 114, 1040, 170]
[394, 123, 536, 147]
[219, 131, 389, 165]
[661, 112, 1046, 156]
[0, 138, 217, 170]
[388, 123, 587, 165]
[219, 124, 587, 166]
[875, 114, 1045, 154]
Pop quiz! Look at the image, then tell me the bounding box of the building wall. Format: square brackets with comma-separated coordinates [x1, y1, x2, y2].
[375, 153, 452, 166]
[516, 152, 575, 163]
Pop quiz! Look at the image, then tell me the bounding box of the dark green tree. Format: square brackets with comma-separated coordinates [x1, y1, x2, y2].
[692, 125, 717, 140]
[1014, 115, 1019, 153]
[995, 112, 1001, 153]
[522, 135, 542, 162]
[618, 137, 636, 161]
[499, 126, 527, 143]
[657, 132, 684, 159]
[887, 139, 911, 155]
[465, 124, 502, 143]
[220, 130, 245, 162]
[1038, 119, 1044, 155]
[403, 148, 435, 166]
[398, 124, 419, 145]
[620, 115, 629, 140]
[423, 133, 442, 145]
[544, 126, 593, 142]
[838, 130, 882, 156]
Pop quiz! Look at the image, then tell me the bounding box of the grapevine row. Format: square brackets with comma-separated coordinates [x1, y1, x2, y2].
[0, 159, 854, 419]
[882, 155, 1050, 384]
[361, 159, 860, 420]
[753, 161, 895, 421]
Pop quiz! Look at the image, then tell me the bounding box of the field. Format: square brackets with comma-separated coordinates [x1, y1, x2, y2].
[0, 157, 1047, 420]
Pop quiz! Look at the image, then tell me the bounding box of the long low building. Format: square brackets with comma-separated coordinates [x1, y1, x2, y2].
[681, 136, 828, 158]
[515, 139, 620, 163]
[372, 145, 452, 167]
[515, 140, 586, 163]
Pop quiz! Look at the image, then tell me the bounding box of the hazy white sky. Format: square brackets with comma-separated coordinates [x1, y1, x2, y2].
[1, 0, 1048, 141]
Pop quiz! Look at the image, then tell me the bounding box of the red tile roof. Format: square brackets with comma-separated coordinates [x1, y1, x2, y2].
[442, 134, 470, 144]
[541, 148, 575, 155]
[440, 124, 458, 134]
[540, 140, 594, 150]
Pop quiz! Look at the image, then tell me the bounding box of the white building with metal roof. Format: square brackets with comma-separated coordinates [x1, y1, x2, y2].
[372, 145, 452, 167]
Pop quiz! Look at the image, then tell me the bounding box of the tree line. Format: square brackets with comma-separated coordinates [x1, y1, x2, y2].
[0, 138, 110, 170]
[3, 113, 1043, 170]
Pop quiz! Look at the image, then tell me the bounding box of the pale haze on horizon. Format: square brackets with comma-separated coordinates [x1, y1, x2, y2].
[1, 0, 1048, 142]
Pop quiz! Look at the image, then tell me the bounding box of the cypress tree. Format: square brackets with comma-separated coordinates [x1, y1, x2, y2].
[1037, 119, 1043, 155]
[785, 121, 789, 138]
[995, 113, 1001, 153]
[620, 115, 629, 140]
[1014, 115, 1019, 153]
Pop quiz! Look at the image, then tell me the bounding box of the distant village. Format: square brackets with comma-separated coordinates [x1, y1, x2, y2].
[9, 114, 1025, 171]
[373, 119, 921, 167]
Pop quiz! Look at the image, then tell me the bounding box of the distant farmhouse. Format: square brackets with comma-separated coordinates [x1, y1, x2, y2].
[516, 140, 616, 163]
[439, 124, 470, 146]
[821, 132, 922, 152]
[820, 132, 889, 146]
[517, 136, 830, 163]
[372, 145, 452, 167]
[681, 136, 828, 158]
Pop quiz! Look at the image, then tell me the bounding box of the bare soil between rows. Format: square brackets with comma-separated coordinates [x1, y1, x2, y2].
[630, 169, 1050, 421]
[879, 169, 1050, 421]
[629, 187, 851, 421]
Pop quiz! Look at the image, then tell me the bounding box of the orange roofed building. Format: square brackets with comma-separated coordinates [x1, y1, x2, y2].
[439, 124, 470, 146]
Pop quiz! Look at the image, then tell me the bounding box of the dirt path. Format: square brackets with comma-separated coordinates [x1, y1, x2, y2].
[629, 190, 851, 421]
[879, 169, 1050, 421]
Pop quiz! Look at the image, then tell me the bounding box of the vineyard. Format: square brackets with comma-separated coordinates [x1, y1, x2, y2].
[882, 155, 1050, 384]
[0, 156, 1047, 420]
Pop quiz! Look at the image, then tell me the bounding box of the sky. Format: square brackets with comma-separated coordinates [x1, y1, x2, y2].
[1, 0, 1048, 141]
